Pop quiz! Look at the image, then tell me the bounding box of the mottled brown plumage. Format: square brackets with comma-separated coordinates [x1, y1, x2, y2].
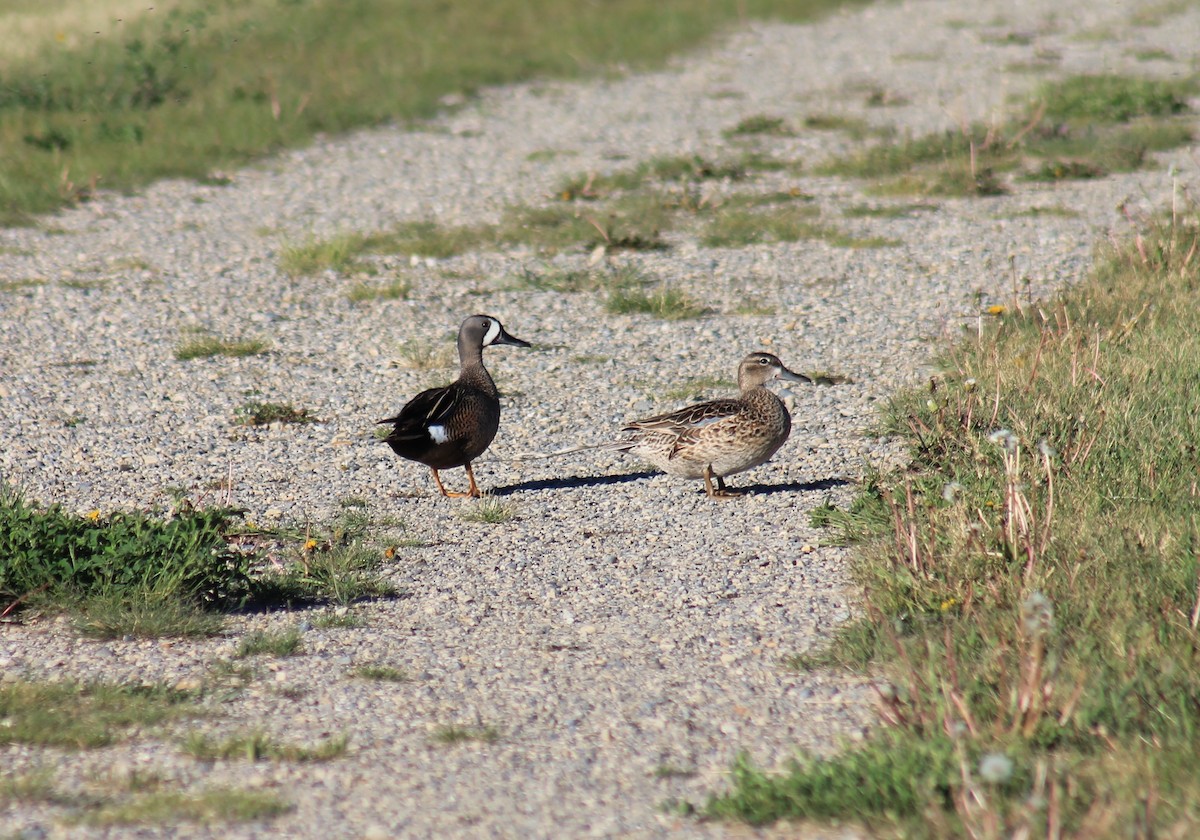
[606, 352, 811, 498]
[378, 315, 529, 498]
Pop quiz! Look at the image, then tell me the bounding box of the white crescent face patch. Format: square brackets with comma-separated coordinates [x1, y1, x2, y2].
[427, 424, 449, 444]
[481, 319, 501, 347]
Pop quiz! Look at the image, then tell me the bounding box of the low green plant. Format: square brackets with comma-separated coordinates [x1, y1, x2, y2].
[709, 211, 1200, 834]
[0, 488, 253, 615]
[174, 333, 269, 361]
[724, 114, 793, 137]
[78, 787, 291, 826]
[431, 724, 500, 744]
[458, 498, 520, 524]
[347, 276, 412, 302]
[0, 680, 199, 749]
[392, 337, 456, 370]
[73, 592, 225, 639]
[313, 609, 366, 629]
[183, 730, 347, 762]
[233, 401, 318, 426]
[234, 628, 303, 658]
[279, 233, 369, 276]
[352, 665, 408, 682]
[605, 286, 707, 319]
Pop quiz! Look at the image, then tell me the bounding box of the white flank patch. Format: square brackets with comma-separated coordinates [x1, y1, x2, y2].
[427, 424, 449, 444]
[482, 319, 501, 346]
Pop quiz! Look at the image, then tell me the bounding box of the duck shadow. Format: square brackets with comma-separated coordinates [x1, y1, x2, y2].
[491, 470, 659, 496]
[492, 472, 850, 497]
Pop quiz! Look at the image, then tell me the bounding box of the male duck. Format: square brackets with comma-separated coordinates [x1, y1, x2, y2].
[605, 352, 810, 498]
[378, 314, 529, 498]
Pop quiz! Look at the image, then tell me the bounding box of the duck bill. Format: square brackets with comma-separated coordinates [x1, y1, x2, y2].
[494, 327, 531, 348]
[775, 366, 812, 384]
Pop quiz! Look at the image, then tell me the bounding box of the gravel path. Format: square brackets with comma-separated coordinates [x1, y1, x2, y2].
[2, 0, 1198, 836]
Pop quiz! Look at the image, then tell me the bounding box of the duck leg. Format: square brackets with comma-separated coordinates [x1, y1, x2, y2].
[430, 468, 453, 497]
[703, 465, 742, 499]
[435, 462, 482, 498]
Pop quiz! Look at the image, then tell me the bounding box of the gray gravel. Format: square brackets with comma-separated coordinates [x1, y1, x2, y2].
[2, 0, 1199, 836]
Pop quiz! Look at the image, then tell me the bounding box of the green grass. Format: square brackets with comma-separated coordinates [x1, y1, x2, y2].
[700, 205, 892, 248]
[457, 497, 520, 524]
[431, 724, 501, 745]
[0, 487, 254, 622]
[174, 332, 269, 361]
[661, 376, 736, 401]
[265, 543, 398, 605]
[605, 285, 707, 319]
[819, 74, 1197, 196]
[347, 275, 412, 302]
[73, 591, 225, 639]
[0, 680, 199, 749]
[707, 210, 1200, 835]
[724, 114, 793, 137]
[0, 0, 864, 225]
[183, 730, 348, 762]
[234, 627, 303, 658]
[0, 278, 45, 292]
[352, 665, 408, 682]
[79, 788, 291, 827]
[233, 401, 318, 426]
[279, 233, 369, 277]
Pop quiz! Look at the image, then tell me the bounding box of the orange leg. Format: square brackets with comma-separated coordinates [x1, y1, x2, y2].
[430, 468, 452, 497]
[703, 465, 741, 499]
[432, 463, 482, 498]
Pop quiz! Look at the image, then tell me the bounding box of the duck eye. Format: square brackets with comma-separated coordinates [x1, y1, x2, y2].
[759, 356, 771, 365]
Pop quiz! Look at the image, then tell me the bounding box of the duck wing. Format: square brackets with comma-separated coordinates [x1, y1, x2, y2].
[623, 398, 743, 436]
[377, 384, 460, 443]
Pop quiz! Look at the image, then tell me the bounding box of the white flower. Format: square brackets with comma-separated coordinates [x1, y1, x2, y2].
[1021, 591, 1055, 636]
[988, 429, 1019, 453]
[978, 752, 1014, 784]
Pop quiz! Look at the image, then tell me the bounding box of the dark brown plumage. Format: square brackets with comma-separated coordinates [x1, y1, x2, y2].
[378, 315, 529, 497]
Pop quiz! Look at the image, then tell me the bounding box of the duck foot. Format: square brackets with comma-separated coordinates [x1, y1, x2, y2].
[431, 464, 483, 498]
[703, 467, 743, 499]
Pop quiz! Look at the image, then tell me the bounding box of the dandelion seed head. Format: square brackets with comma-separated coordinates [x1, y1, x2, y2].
[964, 378, 977, 392]
[988, 429, 1018, 453]
[978, 752, 1014, 784]
[942, 481, 963, 503]
[1021, 590, 1055, 636]
[1038, 439, 1057, 459]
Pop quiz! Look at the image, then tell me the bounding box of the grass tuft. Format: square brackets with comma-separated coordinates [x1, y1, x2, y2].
[0, 680, 199, 750]
[279, 233, 368, 277]
[605, 285, 707, 319]
[175, 333, 269, 361]
[183, 730, 348, 763]
[352, 665, 408, 682]
[431, 724, 501, 744]
[233, 401, 318, 426]
[79, 787, 291, 826]
[458, 497, 520, 524]
[710, 209, 1200, 834]
[234, 628, 303, 659]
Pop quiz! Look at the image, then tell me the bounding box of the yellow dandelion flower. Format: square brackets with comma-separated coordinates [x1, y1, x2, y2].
[940, 598, 957, 612]
[86, 509, 101, 521]
[384, 546, 397, 559]
[304, 538, 319, 551]
[986, 305, 1006, 316]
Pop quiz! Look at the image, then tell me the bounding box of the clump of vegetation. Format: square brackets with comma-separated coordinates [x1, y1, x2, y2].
[723, 114, 794, 137]
[0, 487, 253, 625]
[233, 401, 318, 426]
[352, 665, 408, 682]
[0, 680, 199, 749]
[707, 210, 1200, 835]
[818, 73, 1196, 196]
[175, 332, 269, 361]
[457, 497, 520, 524]
[279, 233, 369, 277]
[78, 787, 291, 827]
[234, 628, 303, 659]
[431, 724, 501, 744]
[347, 276, 412, 302]
[606, 285, 707, 319]
[183, 730, 348, 762]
